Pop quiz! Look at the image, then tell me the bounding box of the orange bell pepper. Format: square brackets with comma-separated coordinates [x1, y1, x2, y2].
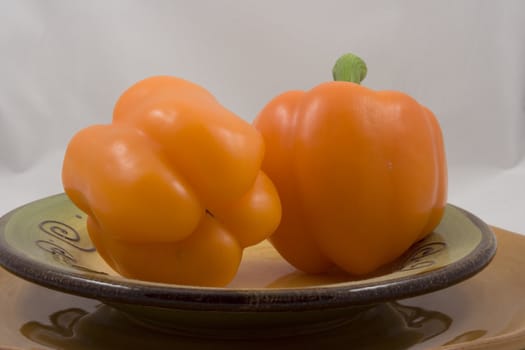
[62, 76, 281, 287]
[254, 53, 447, 275]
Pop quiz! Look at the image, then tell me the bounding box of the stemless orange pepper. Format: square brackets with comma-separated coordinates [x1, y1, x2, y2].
[254, 53, 447, 275]
[62, 76, 281, 287]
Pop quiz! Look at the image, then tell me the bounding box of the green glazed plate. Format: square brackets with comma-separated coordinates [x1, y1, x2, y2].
[0, 194, 496, 338]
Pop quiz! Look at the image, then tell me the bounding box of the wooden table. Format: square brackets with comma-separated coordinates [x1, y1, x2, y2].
[1, 227, 524, 350]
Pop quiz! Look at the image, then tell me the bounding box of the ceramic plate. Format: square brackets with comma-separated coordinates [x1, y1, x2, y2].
[0, 194, 496, 338]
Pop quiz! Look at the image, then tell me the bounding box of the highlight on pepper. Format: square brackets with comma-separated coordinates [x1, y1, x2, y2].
[254, 52, 447, 276]
[62, 76, 282, 287]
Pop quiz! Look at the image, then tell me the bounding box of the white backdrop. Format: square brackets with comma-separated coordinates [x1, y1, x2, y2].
[1, 1, 524, 233]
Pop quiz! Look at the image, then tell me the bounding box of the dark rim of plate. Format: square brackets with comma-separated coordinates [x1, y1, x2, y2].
[0, 194, 497, 312]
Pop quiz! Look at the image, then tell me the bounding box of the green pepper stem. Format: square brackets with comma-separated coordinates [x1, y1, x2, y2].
[332, 53, 367, 84]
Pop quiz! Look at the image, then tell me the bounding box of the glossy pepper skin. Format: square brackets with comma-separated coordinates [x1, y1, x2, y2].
[253, 54, 447, 276]
[62, 76, 281, 287]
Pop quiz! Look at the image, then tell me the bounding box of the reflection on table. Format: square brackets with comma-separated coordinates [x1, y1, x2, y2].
[21, 301, 451, 350]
